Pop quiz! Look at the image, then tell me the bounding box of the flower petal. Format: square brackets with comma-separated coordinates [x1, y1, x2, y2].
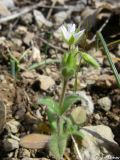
[74, 29, 85, 40]
[60, 25, 70, 40]
[67, 24, 76, 33]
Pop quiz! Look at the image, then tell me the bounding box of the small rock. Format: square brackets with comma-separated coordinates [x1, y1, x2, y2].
[98, 97, 112, 111]
[94, 113, 101, 120]
[34, 10, 53, 28]
[31, 46, 41, 63]
[12, 38, 22, 47]
[0, 37, 6, 45]
[6, 119, 20, 134]
[15, 107, 26, 120]
[71, 107, 87, 125]
[74, 15, 81, 24]
[15, 26, 27, 35]
[21, 13, 33, 24]
[53, 29, 62, 40]
[54, 11, 68, 25]
[25, 112, 38, 124]
[38, 75, 55, 91]
[0, 1, 11, 16]
[76, 91, 94, 114]
[21, 148, 31, 157]
[23, 32, 34, 46]
[78, 125, 120, 160]
[95, 74, 117, 89]
[62, 42, 69, 49]
[1, 0, 15, 9]
[3, 138, 19, 151]
[0, 74, 5, 81]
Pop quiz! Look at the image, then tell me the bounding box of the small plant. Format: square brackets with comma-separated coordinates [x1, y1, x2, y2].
[38, 24, 99, 159]
[8, 49, 29, 78]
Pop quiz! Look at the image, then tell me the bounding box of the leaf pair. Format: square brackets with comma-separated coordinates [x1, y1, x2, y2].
[38, 94, 81, 116]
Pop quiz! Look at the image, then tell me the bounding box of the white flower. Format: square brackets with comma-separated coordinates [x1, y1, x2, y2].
[59, 24, 85, 45]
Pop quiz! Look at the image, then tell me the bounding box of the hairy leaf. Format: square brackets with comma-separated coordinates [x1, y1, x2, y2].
[38, 97, 59, 114]
[47, 109, 57, 130]
[61, 94, 81, 114]
[49, 134, 68, 159]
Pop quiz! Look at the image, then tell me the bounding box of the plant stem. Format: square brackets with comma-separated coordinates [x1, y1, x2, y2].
[57, 79, 67, 136]
[59, 79, 67, 109]
[57, 79, 68, 160]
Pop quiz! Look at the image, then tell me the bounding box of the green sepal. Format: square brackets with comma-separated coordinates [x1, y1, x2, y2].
[80, 52, 100, 69]
[62, 66, 75, 80]
[68, 35, 75, 45]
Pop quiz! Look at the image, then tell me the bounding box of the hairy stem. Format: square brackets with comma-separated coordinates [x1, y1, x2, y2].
[59, 79, 67, 109]
[57, 79, 67, 135]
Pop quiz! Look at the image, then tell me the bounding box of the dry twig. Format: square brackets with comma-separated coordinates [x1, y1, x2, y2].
[71, 136, 83, 160]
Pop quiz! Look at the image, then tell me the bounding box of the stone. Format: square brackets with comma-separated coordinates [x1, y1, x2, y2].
[98, 97, 112, 111]
[15, 107, 26, 120]
[21, 13, 33, 24]
[23, 32, 34, 46]
[3, 138, 19, 151]
[94, 113, 101, 120]
[1, 0, 15, 9]
[71, 107, 87, 125]
[78, 125, 120, 160]
[12, 38, 22, 47]
[6, 119, 20, 134]
[21, 148, 31, 157]
[75, 91, 94, 114]
[33, 10, 53, 28]
[54, 11, 68, 25]
[0, 1, 11, 16]
[38, 75, 55, 91]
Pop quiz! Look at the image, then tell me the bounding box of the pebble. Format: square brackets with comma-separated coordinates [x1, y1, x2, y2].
[15, 107, 26, 120]
[21, 13, 33, 24]
[1, 0, 15, 9]
[12, 38, 22, 47]
[54, 11, 68, 25]
[38, 75, 55, 91]
[0, 74, 5, 81]
[98, 97, 112, 111]
[21, 148, 31, 158]
[3, 138, 19, 152]
[6, 119, 20, 134]
[79, 125, 120, 160]
[94, 113, 101, 120]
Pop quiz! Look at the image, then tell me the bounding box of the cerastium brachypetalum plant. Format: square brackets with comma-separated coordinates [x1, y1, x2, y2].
[38, 24, 99, 160]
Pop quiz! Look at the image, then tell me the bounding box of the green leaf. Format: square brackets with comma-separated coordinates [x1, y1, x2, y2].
[49, 134, 68, 159]
[38, 97, 59, 114]
[80, 52, 100, 69]
[62, 117, 84, 139]
[38, 97, 59, 130]
[47, 109, 57, 130]
[62, 66, 75, 80]
[97, 31, 120, 88]
[61, 94, 81, 114]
